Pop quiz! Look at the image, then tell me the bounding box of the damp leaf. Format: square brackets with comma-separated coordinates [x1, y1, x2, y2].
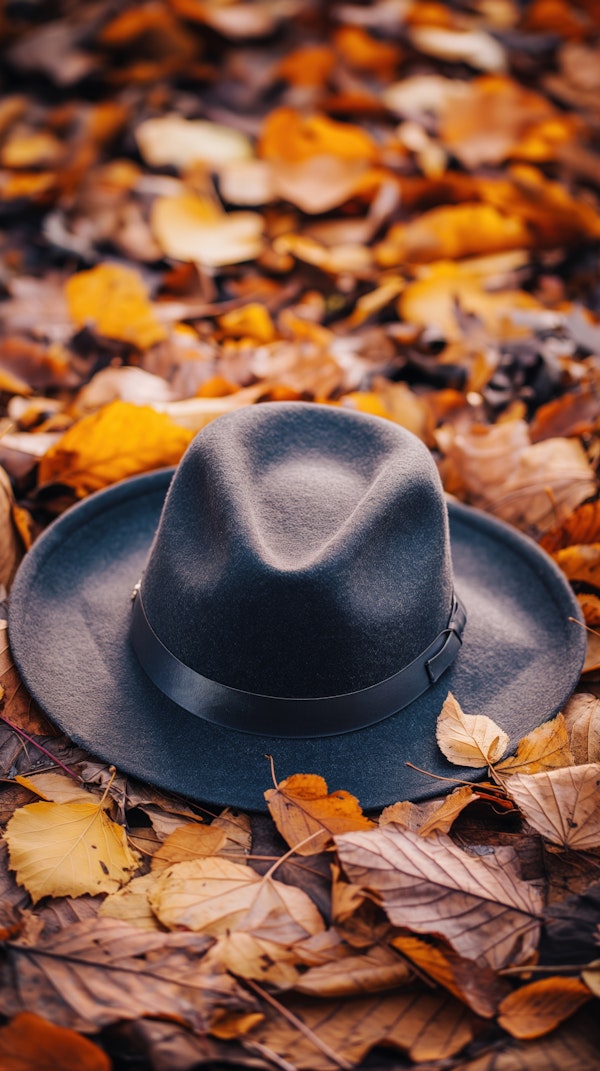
[436, 692, 509, 768]
[265, 772, 376, 855]
[4, 799, 141, 902]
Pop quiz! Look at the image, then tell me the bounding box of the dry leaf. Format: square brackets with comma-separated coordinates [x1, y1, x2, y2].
[498, 977, 591, 1040]
[583, 629, 600, 674]
[65, 264, 167, 350]
[392, 934, 509, 1018]
[455, 1013, 600, 1070]
[4, 799, 141, 902]
[151, 192, 264, 267]
[540, 500, 600, 554]
[149, 856, 325, 942]
[436, 692, 509, 768]
[14, 772, 92, 805]
[150, 824, 228, 871]
[99, 873, 161, 931]
[136, 115, 252, 170]
[0, 1012, 111, 1071]
[552, 544, 600, 587]
[38, 400, 193, 496]
[409, 27, 506, 71]
[0, 622, 55, 736]
[1, 918, 251, 1032]
[0, 467, 24, 590]
[380, 785, 478, 836]
[562, 694, 600, 764]
[265, 772, 375, 855]
[495, 714, 574, 776]
[294, 943, 412, 997]
[377, 204, 530, 266]
[505, 765, 600, 848]
[336, 826, 543, 968]
[76, 367, 174, 413]
[205, 929, 301, 988]
[577, 593, 600, 627]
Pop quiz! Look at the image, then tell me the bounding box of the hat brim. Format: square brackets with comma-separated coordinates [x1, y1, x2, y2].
[8, 469, 586, 812]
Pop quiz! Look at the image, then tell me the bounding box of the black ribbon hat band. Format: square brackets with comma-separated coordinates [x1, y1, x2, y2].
[129, 585, 466, 737]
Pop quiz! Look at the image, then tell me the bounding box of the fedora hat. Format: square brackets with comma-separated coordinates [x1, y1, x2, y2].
[8, 402, 586, 811]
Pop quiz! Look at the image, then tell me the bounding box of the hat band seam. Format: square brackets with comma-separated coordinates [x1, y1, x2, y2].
[128, 588, 467, 737]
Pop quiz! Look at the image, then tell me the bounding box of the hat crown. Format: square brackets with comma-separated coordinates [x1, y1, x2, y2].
[141, 403, 454, 699]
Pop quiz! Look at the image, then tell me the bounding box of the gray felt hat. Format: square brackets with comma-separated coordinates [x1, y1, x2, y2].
[8, 402, 586, 811]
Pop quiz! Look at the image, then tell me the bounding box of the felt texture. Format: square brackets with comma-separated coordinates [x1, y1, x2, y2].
[8, 404, 586, 812]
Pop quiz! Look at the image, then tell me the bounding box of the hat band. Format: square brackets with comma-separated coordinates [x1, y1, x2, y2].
[129, 588, 466, 737]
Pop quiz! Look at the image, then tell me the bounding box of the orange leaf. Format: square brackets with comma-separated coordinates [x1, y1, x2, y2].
[498, 977, 591, 1040]
[264, 773, 375, 855]
[540, 499, 600, 553]
[552, 544, 600, 588]
[376, 203, 531, 266]
[65, 264, 166, 350]
[38, 400, 193, 496]
[259, 108, 377, 164]
[0, 1012, 111, 1070]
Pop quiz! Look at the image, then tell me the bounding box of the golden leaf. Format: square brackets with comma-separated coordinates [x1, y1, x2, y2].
[149, 856, 325, 942]
[99, 873, 161, 931]
[259, 107, 377, 164]
[505, 765, 600, 848]
[264, 772, 375, 855]
[436, 692, 509, 768]
[495, 714, 574, 776]
[4, 799, 141, 903]
[562, 693, 600, 764]
[14, 773, 92, 805]
[151, 192, 264, 267]
[150, 824, 228, 872]
[38, 400, 193, 496]
[577, 593, 600, 627]
[336, 826, 542, 969]
[65, 264, 166, 350]
[498, 977, 591, 1040]
[552, 544, 600, 587]
[205, 930, 301, 988]
[0, 1011, 111, 1071]
[376, 203, 530, 267]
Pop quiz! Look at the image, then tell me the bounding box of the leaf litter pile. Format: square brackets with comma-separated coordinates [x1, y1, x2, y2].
[3, 0, 600, 1068]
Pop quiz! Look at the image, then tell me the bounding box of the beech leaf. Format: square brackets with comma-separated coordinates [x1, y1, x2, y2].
[335, 826, 543, 968]
[4, 799, 141, 902]
[498, 977, 591, 1040]
[495, 713, 574, 776]
[0, 1012, 111, 1071]
[264, 772, 375, 854]
[505, 765, 600, 848]
[436, 692, 509, 768]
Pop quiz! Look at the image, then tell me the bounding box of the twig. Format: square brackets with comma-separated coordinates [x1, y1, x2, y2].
[0, 711, 80, 781]
[245, 1040, 300, 1071]
[244, 978, 354, 1071]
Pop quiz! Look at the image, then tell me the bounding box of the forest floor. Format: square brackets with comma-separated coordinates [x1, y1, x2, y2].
[2, 2, 600, 1069]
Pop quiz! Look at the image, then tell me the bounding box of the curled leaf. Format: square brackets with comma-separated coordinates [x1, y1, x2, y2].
[436, 692, 509, 768]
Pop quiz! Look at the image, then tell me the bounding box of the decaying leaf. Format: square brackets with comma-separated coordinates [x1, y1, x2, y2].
[498, 977, 591, 1040]
[4, 798, 141, 902]
[294, 943, 412, 998]
[562, 694, 600, 764]
[505, 765, 600, 849]
[265, 772, 375, 855]
[336, 826, 543, 968]
[436, 692, 509, 768]
[0, 1012, 111, 1071]
[495, 714, 574, 776]
[38, 401, 193, 496]
[65, 264, 167, 350]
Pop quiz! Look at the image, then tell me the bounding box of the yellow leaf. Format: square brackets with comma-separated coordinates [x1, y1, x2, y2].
[206, 930, 301, 988]
[495, 714, 574, 776]
[4, 800, 141, 903]
[14, 773, 92, 805]
[99, 873, 161, 931]
[219, 303, 275, 343]
[539, 500, 600, 553]
[259, 107, 377, 164]
[150, 824, 228, 872]
[498, 977, 591, 1040]
[38, 400, 193, 496]
[151, 192, 264, 267]
[505, 765, 600, 848]
[376, 203, 530, 266]
[264, 772, 376, 855]
[577, 593, 600, 627]
[552, 544, 600, 587]
[436, 692, 509, 768]
[65, 264, 166, 350]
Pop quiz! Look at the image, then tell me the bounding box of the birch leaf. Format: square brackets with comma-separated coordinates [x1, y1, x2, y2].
[562, 693, 600, 764]
[498, 977, 591, 1040]
[505, 765, 600, 848]
[436, 692, 509, 767]
[335, 826, 543, 969]
[495, 714, 574, 776]
[4, 799, 141, 902]
[264, 772, 375, 855]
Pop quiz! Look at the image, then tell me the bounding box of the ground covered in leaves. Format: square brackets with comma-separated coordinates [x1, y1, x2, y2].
[2, 0, 600, 1068]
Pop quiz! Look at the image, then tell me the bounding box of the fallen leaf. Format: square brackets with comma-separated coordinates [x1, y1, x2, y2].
[562, 693, 600, 764]
[0, 1012, 111, 1071]
[14, 772, 92, 804]
[377, 203, 530, 266]
[380, 785, 478, 836]
[65, 264, 167, 350]
[582, 629, 600, 674]
[0, 624, 55, 736]
[4, 798, 141, 902]
[136, 115, 252, 170]
[495, 714, 574, 776]
[498, 977, 591, 1040]
[264, 772, 375, 855]
[205, 930, 301, 988]
[336, 826, 543, 968]
[149, 856, 325, 942]
[552, 544, 600, 587]
[1, 918, 252, 1032]
[151, 192, 264, 267]
[577, 593, 600, 627]
[392, 933, 509, 1018]
[505, 765, 600, 848]
[436, 692, 509, 768]
[259, 107, 377, 164]
[0, 467, 24, 590]
[409, 26, 506, 71]
[150, 824, 228, 871]
[38, 401, 193, 496]
[454, 1012, 600, 1070]
[99, 873, 162, 931]
[76, 367, 174, 413]
[294, 943, 412, 997]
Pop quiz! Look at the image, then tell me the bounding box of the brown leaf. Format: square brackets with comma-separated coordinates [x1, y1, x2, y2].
[380, 786, 478, 836]
[495, 714, 574, 776]
[294, 943, 412, 997]
[0, 623, 55, 736]
[265, 772, 375, 855]
[562, 694, 600, 764]
[498, 977, 591, 1039]
[1, 918, 253, 1032]
[151, 193, 264, 268]
[0, 467, 24, 590]
[335, 826, 543, 968]
[99, 873, 162, 931]
[540, 500, 600, 555]
[505, 765, 600, 848]
[150, 824, 228, 871]
[205, 930, 302, 988]
[583, 628, 600, 674]
[392, 934, 510, 1018]
[0, 1012, 111, 1071]
[577, 593, 600, 627]
[454, 1011, 600, 1070]
[436, 692, 509, 768]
